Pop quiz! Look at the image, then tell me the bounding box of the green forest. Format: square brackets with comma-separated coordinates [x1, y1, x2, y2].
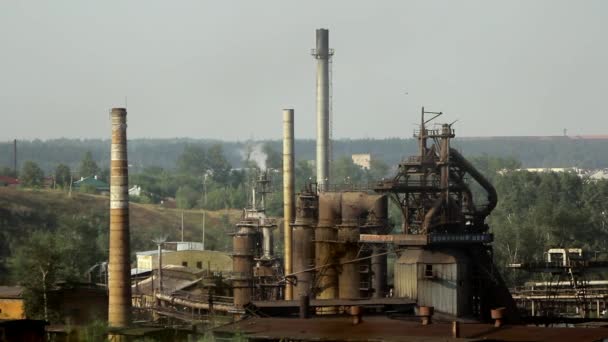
[3, 136, 608, 175]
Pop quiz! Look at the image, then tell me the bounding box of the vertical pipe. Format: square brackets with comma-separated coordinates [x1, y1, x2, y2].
[202, 211, 206, 250]
[157, 243, 163, 294]
[531, 300, 535, 317]
[299, 295, 310, 319]
[371, 245, 387, 298]
[283, 109, 295, 300]
[313, 29, 331, 189]
[108, 107, 131, 328]
[370, 196, 388, 298]
[262, 226, 273, 258]
[13, 139, 17, 176]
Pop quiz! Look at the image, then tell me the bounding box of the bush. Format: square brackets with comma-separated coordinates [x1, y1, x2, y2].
[79, 184, 98, 194]
[176, 185, 199, 209]
[20, 161, 44, 188]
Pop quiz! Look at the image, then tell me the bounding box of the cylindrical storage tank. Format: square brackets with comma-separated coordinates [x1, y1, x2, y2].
[315, 193, 341, 313]
[337, 225, 359, 299]
[292, 193, 317, 298]
[232, 222, 256, 308]
[338, 192, 366, 299]
[108, 108, 131, 328]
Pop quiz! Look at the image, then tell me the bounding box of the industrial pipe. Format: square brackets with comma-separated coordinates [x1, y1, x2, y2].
[283, 109, 295, 300]
[262, 225, 273, 259]
[369, 195, 388, 298]
[450, 148, 497, 215]
[155, 293, 232, 312]
[108, 108, 132, 328]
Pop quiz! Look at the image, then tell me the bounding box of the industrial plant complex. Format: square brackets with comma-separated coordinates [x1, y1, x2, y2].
[2, 26, 608, 342]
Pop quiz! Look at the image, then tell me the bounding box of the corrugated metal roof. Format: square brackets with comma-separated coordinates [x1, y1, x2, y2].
[0, 286, 24, 298]
[73, 176, 109, 190]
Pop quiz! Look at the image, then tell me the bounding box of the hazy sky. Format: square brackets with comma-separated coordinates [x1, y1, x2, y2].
[1, 1, 606, 140]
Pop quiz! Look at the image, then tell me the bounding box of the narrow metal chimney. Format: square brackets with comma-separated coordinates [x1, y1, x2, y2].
[312, 28, 333, 190]
[282, 108, 295, 300]
[108, 108, 131, 328]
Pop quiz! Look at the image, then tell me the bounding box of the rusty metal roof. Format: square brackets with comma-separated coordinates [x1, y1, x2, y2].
[213, 316, 608, 341]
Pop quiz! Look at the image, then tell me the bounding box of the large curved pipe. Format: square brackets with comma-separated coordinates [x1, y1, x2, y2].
[450, 148, 497, 216]
[422, 196, 444, 233]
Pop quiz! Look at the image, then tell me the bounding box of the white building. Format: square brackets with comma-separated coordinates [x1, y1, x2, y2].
[352, 153, 372, 170]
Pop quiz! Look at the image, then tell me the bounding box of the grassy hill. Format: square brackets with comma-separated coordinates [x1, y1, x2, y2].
[0, 187, 242, 284]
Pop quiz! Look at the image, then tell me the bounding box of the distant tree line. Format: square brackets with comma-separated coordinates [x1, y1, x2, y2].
[3, 137, 608, 176]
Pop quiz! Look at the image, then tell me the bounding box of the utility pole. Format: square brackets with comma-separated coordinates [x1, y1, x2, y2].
[181, 211, 185, 242]
[152, 236, 167, 295]
[202, 211, 206, 250]
[203, 172, 208, 206]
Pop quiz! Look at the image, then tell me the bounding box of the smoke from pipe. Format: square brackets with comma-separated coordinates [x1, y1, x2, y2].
[240, 143, 268, 171]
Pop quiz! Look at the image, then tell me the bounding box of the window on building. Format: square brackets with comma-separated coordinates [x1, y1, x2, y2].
[196, 261, 202, 269]
[424, 264, 434, 278]
[182, 261, 188, 267]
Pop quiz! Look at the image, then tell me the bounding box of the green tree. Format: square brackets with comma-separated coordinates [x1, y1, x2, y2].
[54, 164, 71, 188]
[330, 157, 364, 184]
[263, 143, 282, 170]
[79, 151, 99, 178]
[207, 144, 232, 184]
[79, 183, 98, 194]
[8, 213, 107, 322]
[9, 230, 61, 320]
[295, 160, 314, 190]
[176, 185, 199, 209]
[177, 145, 208, 175]
[20, 161, 44, 187]
[365, 159, 390, 182]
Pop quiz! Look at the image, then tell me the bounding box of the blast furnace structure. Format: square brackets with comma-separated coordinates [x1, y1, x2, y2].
[230, 29, 519, 323]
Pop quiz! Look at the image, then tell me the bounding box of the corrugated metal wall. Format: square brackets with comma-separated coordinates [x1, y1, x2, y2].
[395, 259, 470, 316]
[419, 263, 458, 316]
[394, 263, 417, 299]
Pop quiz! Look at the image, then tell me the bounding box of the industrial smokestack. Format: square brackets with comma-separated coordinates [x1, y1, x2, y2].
[108, 108, 131, 328]
[312, 28, 332, 190]
[282, 108, 295, 300]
